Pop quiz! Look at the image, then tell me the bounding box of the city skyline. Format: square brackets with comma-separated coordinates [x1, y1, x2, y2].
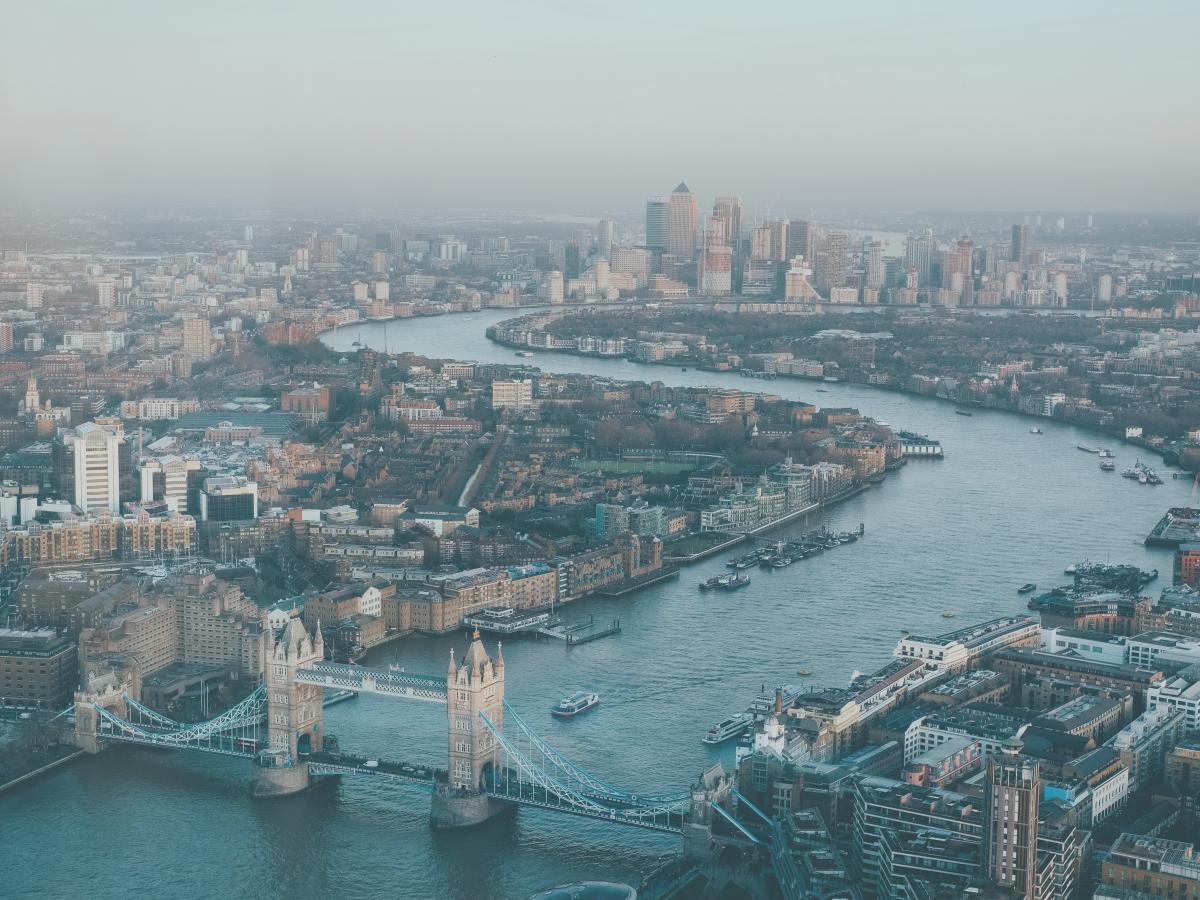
[2, 1, 1198, 215]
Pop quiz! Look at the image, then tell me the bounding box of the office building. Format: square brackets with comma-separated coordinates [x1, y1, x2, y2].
[199, 476, 258, 522]
[667, 183, 697, 260]
[0, 627, 78, 707]
[767, 219, 789, 262]
[1012, 224, 1028, 264]
[1101, 834, 1200, 898]
[894, 616, 1040, 672]
[139, 455, 203, 513]
[645, 197, 669, 252]
[787, 219, 815, 264]
[596, 219, 614, 258]
[712, 196, 742, 250]
[72, 421, 121, 514]
[784, 258, 819, 301]
[611, 248, 651, 286]
[1147, 670, 1200, 734]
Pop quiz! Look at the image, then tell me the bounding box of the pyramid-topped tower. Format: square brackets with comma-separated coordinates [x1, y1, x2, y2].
[446, 630, 505, 790]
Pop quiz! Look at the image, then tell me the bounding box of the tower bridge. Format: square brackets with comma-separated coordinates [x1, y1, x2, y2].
[74, 618, 731, 842]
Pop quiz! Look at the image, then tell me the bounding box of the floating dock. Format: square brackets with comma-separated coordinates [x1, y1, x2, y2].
[538, 615, 621, 646]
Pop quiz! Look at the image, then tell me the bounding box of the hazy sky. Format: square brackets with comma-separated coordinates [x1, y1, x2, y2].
[2, 0, 1197, 216]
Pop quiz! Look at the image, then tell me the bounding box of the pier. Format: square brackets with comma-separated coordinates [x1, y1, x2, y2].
[462, 609, 622, 646]
[462, 607, 555, 635]
[594, 566, 680, 597]
[538, 615, 621, 646]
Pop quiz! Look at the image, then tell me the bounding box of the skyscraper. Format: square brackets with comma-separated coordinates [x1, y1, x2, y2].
[750, 225, 772, 262]
[72, 421, 121, 514]
[787, 220, 814, 264]
[905, 230, 934, 288]
[667, 183, 697, 260]
[985, 737, 1040, 899]
[768, 219, 789, 263]
[1011, 224, 1028, 264]
[701, 216, 732, 296]
[942, 237, 974, 291]
[596, 219, 615, 259]
[645, 197, 669, 253]
[712, 197, 742, 246]
[814, 232, 849, 295]
[865, 241, 884, 290]
[713, 197, 743, 291]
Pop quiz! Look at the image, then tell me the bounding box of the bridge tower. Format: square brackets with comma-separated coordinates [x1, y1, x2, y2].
[431, 630, 511, 828]
[251, 616, 325, 797]
[73, 674, 131, 754]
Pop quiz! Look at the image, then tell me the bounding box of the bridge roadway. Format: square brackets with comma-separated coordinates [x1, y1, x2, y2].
[294, 662, 448, 703]
[301, 754, 686, 834]
[483, 771, 685, 834]
[96, 719, 263, 759]
[306, 751, 447, 787]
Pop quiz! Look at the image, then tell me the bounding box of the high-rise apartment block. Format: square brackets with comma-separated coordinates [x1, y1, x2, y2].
[815, 232, 849, 295]
[72, 422, 122, 514]
[491, 379, 533, 411]
[182, 318, 212, 362]
[986, 738, 1040, 898]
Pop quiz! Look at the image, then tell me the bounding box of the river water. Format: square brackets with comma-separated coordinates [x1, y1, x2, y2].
[4, 309, 1190, 900]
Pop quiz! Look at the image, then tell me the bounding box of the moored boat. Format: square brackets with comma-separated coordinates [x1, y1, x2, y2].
[552, 691, 600, 718]
[702, 712, 752, 744]
[1017, 583, 1037, 594]
[700, 573, 752, 591]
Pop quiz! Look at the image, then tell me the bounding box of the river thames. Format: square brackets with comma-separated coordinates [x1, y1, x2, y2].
[3, 309, 1191, 900]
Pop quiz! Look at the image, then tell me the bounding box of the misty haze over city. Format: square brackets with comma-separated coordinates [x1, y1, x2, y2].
[2, 0, 1198, 216]
[4, 4, 1200, 900]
